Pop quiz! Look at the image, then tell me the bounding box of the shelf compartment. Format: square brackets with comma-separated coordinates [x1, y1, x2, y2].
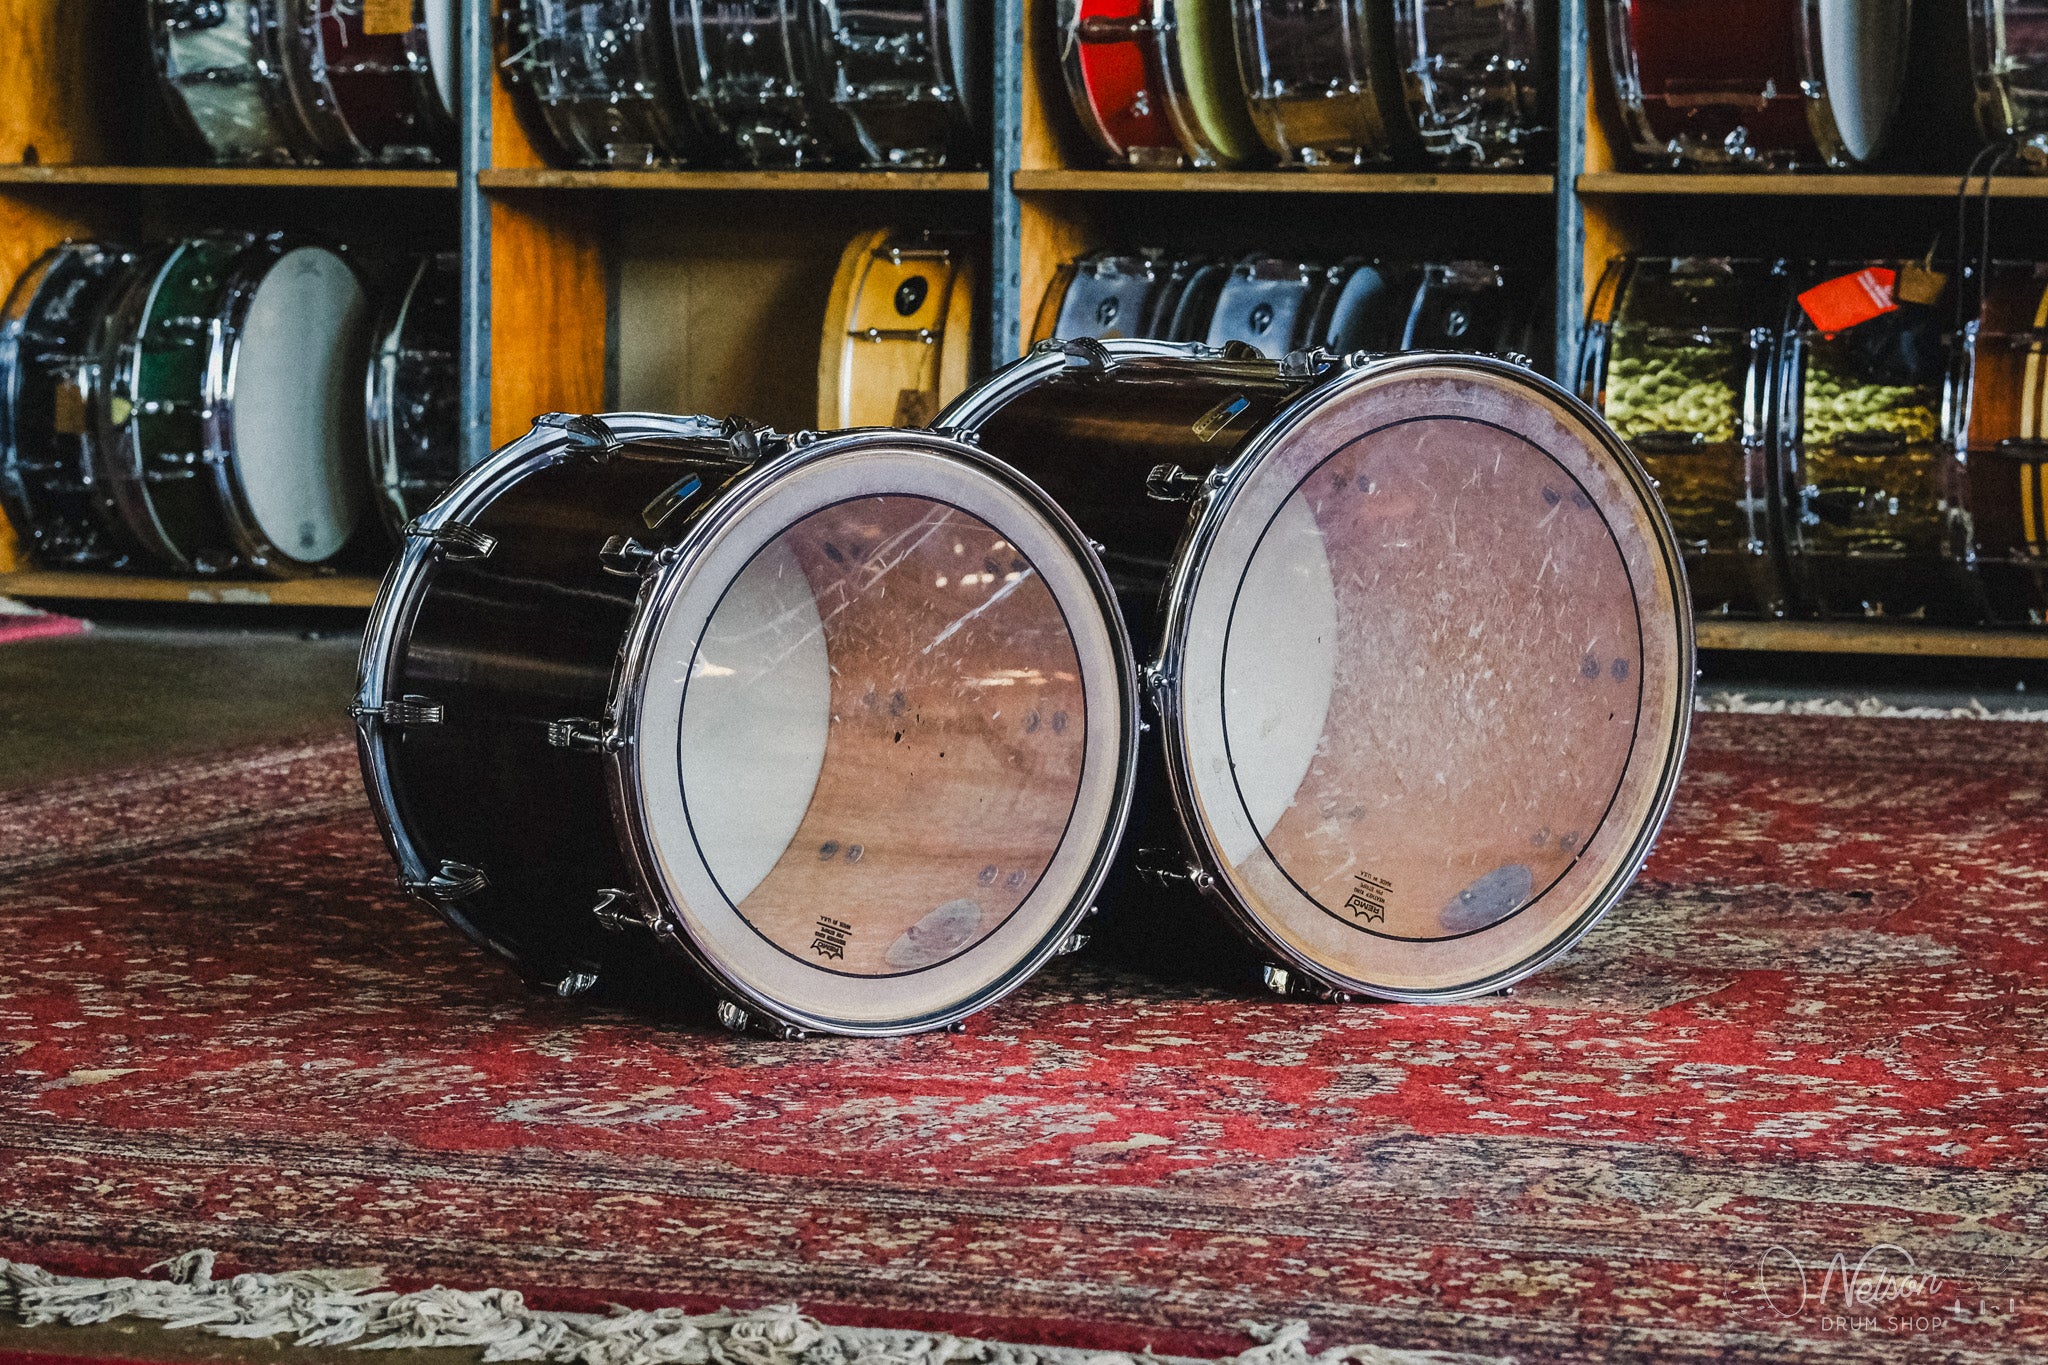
[479, 168, 990, 193]
[0, 572, 381, 608]
[1016, 170, 1556, 195]
[1696, 620, 2048, 659]
[0, 165, 458, 189]
[1580, 172, 2048, 199]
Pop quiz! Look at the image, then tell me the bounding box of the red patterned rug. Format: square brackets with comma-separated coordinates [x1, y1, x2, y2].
[2, 714, 2046, 1364]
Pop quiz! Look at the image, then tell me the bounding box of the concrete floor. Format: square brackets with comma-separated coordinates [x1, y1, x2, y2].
[0, 621, 359, 789]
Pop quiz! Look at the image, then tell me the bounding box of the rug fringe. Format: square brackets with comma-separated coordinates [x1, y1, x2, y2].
[1696, 691, 2048, 722]
[0, 1252, 1507, 1365]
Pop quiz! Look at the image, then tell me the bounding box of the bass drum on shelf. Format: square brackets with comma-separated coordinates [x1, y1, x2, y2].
[354, 413, 1138, 1036]
[1582, 256, 1792, 618]
[148, 0, 312, 164]
[672, 0, 822, 167]
[1601, 0, 1912, 169]
[1778, 260, 1978, 622]
[1970, 0, 2048, 150]
[1229, 0, 1408, 168]
[501, 0, 706, 167]
[802, 0, 986, 167]
[0, 243, 150, 570]
[275, 0, 459, 165]
[940, 340, 1692, 1003]
[92, 235, 373, 578]
[1056, 0, 1185, 166]
[819, 229, 974, 429]
[1392, 0, 1552, 168]
[367, 252, 462, 542]
[1958, 261, 2048, 624]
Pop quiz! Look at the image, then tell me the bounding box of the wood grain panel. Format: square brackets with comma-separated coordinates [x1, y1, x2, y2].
[0, 0, 119, 165]
[1015, 196, 1094, 356]
[489, 197, 606, 444]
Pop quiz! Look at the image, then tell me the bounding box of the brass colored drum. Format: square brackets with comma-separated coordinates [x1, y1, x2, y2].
[818, 229, 974, 429]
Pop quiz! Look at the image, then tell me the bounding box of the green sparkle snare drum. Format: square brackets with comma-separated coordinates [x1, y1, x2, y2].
[92, 235, 374, 577]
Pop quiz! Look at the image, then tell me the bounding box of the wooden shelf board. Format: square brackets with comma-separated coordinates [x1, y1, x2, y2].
[1014, 169, 1555, 195]
[479, 168, 990, 192]
[0, 571, 380, 608]
[0, 165, 457, 188]
[1696, 620, 2048, 659]
[1580, 171, 2048, 199]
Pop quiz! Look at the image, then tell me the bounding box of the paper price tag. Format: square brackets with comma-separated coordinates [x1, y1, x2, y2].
[1798, 267, 1896, 337]
[363, 0, 412, 35]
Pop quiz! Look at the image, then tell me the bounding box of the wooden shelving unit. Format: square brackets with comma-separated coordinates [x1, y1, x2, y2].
[0, 572, 381, 608]
[2, 0, 2044, 661]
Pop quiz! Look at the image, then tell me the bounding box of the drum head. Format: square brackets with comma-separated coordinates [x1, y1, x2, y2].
[1169, 358, 1690, 1000]
[1818, 0, 1909, 162]
[424, 0, 457, 118]
[618, 436, 1134, 1033]
[229, 247, 370, 565]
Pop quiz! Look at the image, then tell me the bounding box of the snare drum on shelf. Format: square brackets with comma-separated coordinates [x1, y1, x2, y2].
[0, 244, 151, 571]
[1229, 0, 1407, 169]
[501, 0, 707, 167]
[1601, 0, 1911, 169]
[1960, 261, 2048, 624]
[1392, 0, 1551, 168]
[802, 0, 985, 168]
[1401, 261, 1523, 354]
[1970, 0, 2048, 150]
[942, 341, 1692, 1002]
[1581, 257, 1793, 618]
[148, 0, 313, 164]
[1057, 0, 1185, 166]
[355, 413, 1138, 1035]
[1154, 0, 1268, 167]
[1032, 251, 1168, 343]
[367, 253, 461, 542]
[276, 0, 458, 165]
[818, 230, 974, 429]
[1204, 256, 1330, 355]
[672, 0, 822, 167]
[91, 235, 373, 579]
[1778, 261, 1979, 622]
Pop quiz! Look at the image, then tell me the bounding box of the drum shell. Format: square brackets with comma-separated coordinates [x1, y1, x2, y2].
[802, 0, 982, 168]
[0, 245, 147, 570]
[91, 238, 250, 575]
[506, 0, 707, 167]
[292, 0, 457, 164]
[817, 230, 974, 428]
[939, 347, 1310, 651]
[366, 436, 738, 995]
[1392, 0, 1552, 169]
[1154, 0, 1267, 167]
[1204, 256, 1330, 356]
[1970, 0, 2048, 146]
[1035, 252, 1167, 343]
[1778, 262, 1977, 622]
[1960, 261, 2048, 624]
[1582, 256, 1794, 618]
[1057, 0, 1185, 165]
[149, 0, 312, 164]
[1229, 0, 1409, 168]
[368, 253, 462, 542]
[673, 0, 822, 167]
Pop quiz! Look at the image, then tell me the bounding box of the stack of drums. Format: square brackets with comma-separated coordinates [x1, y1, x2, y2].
[499, 0, 987, 168]
[0, 240, 459, 577]
[1056, 0, 1551, 169]
[1582, 255, 2048, 625]
[1035, 250, 1534, 359]
[148, 0, 457, 164]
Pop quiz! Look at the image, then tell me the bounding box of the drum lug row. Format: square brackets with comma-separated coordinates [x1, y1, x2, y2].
[404, 518, 497, 561]
[403, 858, 488, 902]
[598, 533, 668, 578]
[349, 694, 444, 728]
[546, 717, 625, 753]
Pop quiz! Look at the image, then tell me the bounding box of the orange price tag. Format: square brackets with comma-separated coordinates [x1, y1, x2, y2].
[362, 0, 412, 35]
[1798, 267, 1896, 337]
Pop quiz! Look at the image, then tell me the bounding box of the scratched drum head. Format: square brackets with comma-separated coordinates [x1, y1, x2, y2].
[615, 435, 1136, 1034]
[1166, 356, 1692, 1001]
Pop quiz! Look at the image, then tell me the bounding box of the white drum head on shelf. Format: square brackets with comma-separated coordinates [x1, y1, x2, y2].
[231, 246, 370, 564]
[1172, 361, 1690, 1001]
[1818, 0, 1909, 163]
[624, 439, 1131, 1031]
[425, 0, 458, 119]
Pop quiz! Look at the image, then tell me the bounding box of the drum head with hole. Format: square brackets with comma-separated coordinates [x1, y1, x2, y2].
[1166, 357, 1691, 1000]
[614, 435, 1137, 1034]
[228, 246, 370, 567]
